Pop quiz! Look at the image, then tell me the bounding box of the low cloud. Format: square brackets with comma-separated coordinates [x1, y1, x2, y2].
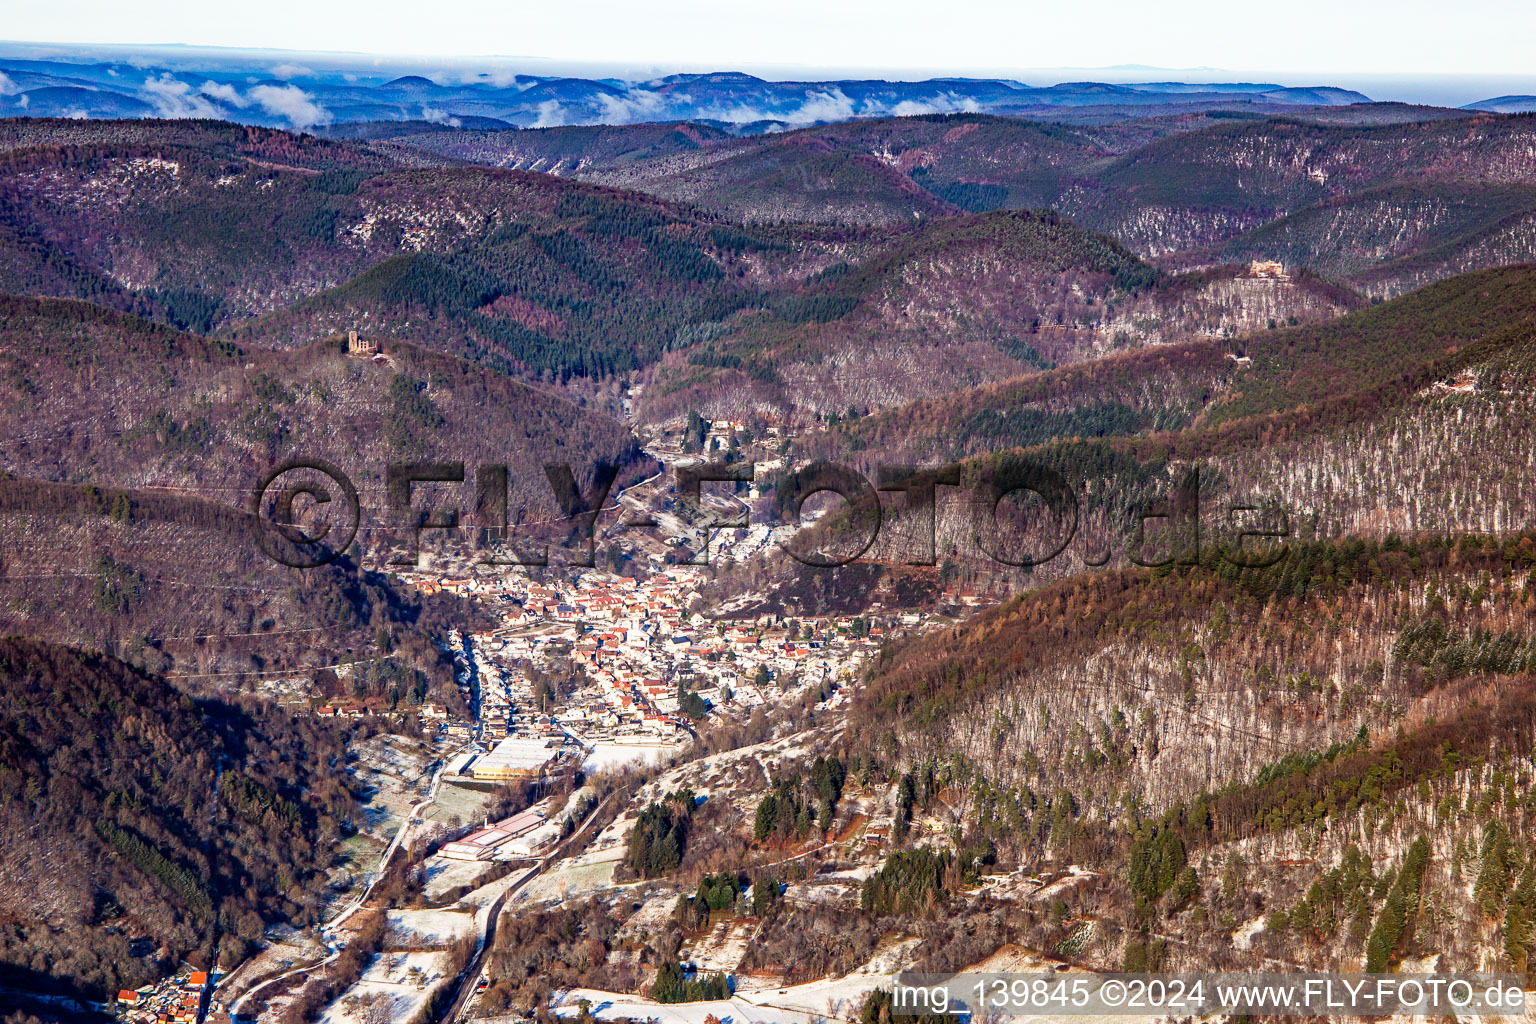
[786, 88, 857, 123]
[249, 84, 331, 129]
[687, 86, 982, 126]
[421, 105, 461, 127]
[696, 103, 774, 123]
[199, 81, 249, 108]
[696, 87, 858, 126]
[143, 73, 222, 118]
[16, 94, 28, 109]
[887, 92, 982, 117]
[464, 68, 533, 89]
[532, 99, 566, 127]
[0, 73, 18, 97]
[596, 87, 669, 124]
[270, 63, 313, 80]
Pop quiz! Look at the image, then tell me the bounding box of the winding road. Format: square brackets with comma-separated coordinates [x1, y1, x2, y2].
[221, 747, 462, 1018]
[433, 787, 632, 1023]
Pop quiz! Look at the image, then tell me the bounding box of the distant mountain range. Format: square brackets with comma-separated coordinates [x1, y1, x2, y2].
[0, 51, 1384, 131]
[1463, 95, 1536, 113]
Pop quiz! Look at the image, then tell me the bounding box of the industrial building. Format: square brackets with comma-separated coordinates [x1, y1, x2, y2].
[467, 736, 563, 782]
[439, 808, 548, 861]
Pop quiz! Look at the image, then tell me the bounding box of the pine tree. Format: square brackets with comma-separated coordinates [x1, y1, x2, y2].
[1474, 820, 1513, 917]
[1365, 836, 1429, 972]
[1504, 865, 1536, 971]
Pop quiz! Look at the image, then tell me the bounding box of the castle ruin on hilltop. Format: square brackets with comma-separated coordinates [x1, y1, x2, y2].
[1248, 259, 1288, 281]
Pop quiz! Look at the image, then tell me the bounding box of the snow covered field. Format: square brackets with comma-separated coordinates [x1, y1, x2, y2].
[684, 917, 756, 974]
[735, 973, 886, 1022]
[421, 857, 497, 900]
[614, 892, 679, 943]
[552, 965, 891, 1024]
[316, 950, 454, 1024]
[386, 907, 475, 947]
[518, 856, 618, 902]
[584, 739, 685, 772]
[554, 988, 825, 1024]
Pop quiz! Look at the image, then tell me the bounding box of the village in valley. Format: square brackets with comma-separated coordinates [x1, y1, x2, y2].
[357, 411, 936, 795]
[177, 414, 960, 1024]
[13, 26, 1536, 1023]
[397, 530, 910, 791]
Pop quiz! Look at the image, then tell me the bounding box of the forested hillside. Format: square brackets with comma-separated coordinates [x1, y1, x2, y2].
[5, 103, 1536, 1012]
[815, 341, 1231, 462]
[0, 296, 650, 690]
[374, 110, 1536, 302]
[712, 263, 1536, 624]
[637, 211, 1351, 423]
[816, 262, 1534, 474]
[829, 527, 1536, 975]
[699, 265, 1536, 980]
[225, 187, 842, 379]
[0, 296, 643, 501]
[4, 112, 1533, 410]
[0, 638, 362, 1000]
[1204, 183, 1536, 294]
[1, 112, 1529, 400]
[0, 121, 845, 378]
[329, 120, 737, 173]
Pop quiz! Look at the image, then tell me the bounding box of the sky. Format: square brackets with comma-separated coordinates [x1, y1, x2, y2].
[5, 0, 1536, 98]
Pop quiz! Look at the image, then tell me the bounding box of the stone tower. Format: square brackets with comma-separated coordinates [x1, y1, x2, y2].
[346, 330, 378, 356]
